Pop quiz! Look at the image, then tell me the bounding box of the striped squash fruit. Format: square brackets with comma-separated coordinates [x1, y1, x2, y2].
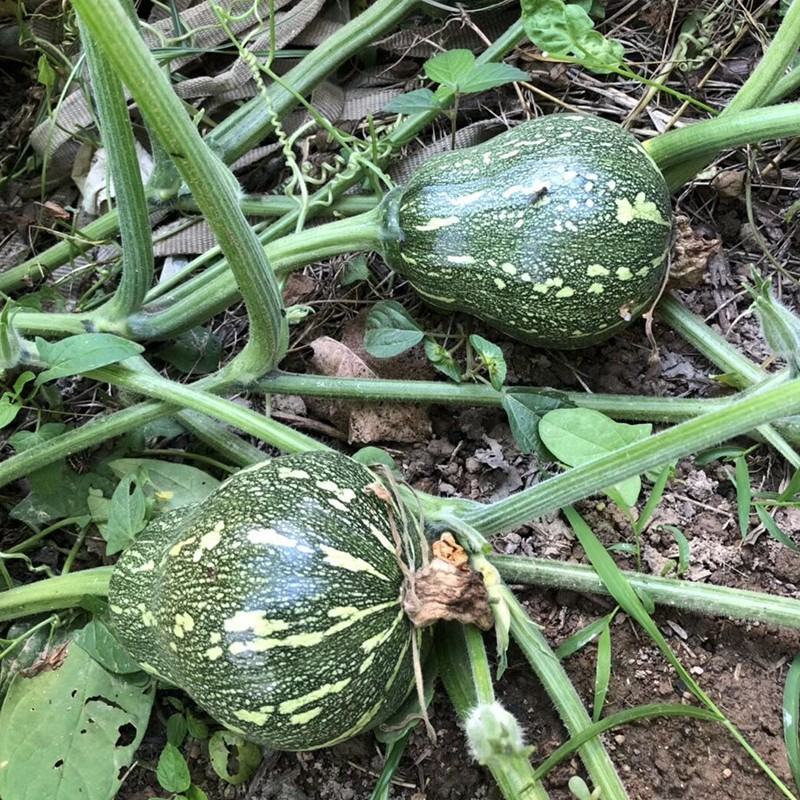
[108, 452, 421, 750]
[382, 113, 672, 349]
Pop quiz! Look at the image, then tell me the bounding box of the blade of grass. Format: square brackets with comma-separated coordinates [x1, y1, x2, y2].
[783, 653, 800, 793]
[531, 704, 721, 782]
[734, 455, 752, 539]
[563, 505, 798, 800]
[592, 623, 612, 723]
[756, 506, 799, 553]
[369, 733, 411, 800]
[555, 613, 616, 661]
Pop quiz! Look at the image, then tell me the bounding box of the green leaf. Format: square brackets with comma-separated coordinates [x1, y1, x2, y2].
[659, 524, 691, 576]
[364, 300, 424, 358]
[208, 730, 262, 785]
[186, 710, 210, 740]
[0, 396, 22, 429]
[0, 642, 154, 800]
[634, 463, 674, 534]
[521, 0, 624, 74]
[539, 408, 651, 508]
[73, 619, 143, 674]
[157, 742, 191, 794]
[341, 255, 370, 286]
[37, 54, 56, 89]
[694, 444, 751, 465]
[748, 272, 800, 374]
[424, 49, 477, 90]
[424, 338, 462, 382]
[104, 474, 147, 555]
[12, 370, 35, 396]
[458, 62, 529, 93]
[501, 391, 566, 455]
[469, 334, 506, 390]
[10, 473, 93, 528]
[375, 661, 436, 743]
[0, 620, 72, 698]
[109, 458, 219, 511]
[562, 506, 721, 722]
[9, 421, 66, 451]
[157, 327, 221, 375]
[383, 88, 439, 114]
[186, 786, 209, 800]
[0, 303, 24, 369]
[35, 334, 143, 384]
[167, 713, 189, 747]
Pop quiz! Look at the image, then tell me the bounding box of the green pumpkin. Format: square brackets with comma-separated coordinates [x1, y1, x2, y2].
[382, 113, 672, 348]
[109, 452, 421, 750]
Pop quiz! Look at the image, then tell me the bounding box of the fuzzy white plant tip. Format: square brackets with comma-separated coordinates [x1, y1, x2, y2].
[465, 701, 528, 765]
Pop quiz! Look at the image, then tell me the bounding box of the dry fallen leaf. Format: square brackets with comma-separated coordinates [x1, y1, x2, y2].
[306, 336, 432, 444]
[668, 215, 721, 289]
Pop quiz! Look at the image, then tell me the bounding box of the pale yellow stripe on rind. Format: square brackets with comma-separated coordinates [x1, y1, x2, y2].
[247, 527, 296, 548]
[228, 600, 399, 653]
[290, 707, 324, 725]
[320, 545, 390, 581]
[369, 524, 395, 553]
[224, 610, 292, 636]
[384, 631, 413, 692]
[234, 709, 271, 725]
[361, 607, 405, 654]
[414, 216, 459, 232]
[278, 677, 352, 714]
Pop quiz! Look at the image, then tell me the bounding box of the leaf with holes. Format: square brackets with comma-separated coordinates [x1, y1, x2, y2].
[364, 300, 424, 358]
[0, 639, 154, 800]
[521, 0, 624, 74]
[209, 730, 262, 785]
[109, 458, 220, 512]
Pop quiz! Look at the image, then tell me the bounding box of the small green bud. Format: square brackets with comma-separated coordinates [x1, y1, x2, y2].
[748, 272, 800, 375]
[465, 701, 528, 766]
[0, 304, 26, 370]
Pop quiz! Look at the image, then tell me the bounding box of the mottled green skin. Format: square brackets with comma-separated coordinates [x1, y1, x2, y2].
[109, 452, 419, 751]
[383, 114, 672, 348]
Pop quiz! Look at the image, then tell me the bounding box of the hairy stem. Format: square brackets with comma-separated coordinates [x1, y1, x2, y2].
[491, 555, 800, 629]
[71, 0, 287, 377]
[646, 103, 800, 187]
[258, 371, 727, 422]
[0, 567, 112, 623]
[77, 15, 154, 322]
[464, 379, 800, 534]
